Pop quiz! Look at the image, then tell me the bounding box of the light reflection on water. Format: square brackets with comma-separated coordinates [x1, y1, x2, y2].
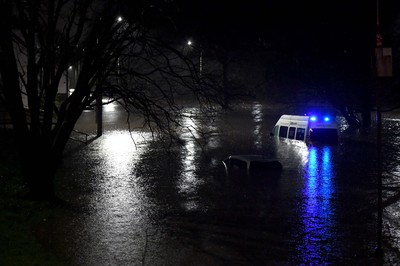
[56, 103, 399, 264]
[275, 139, 309, 167]
[102, 98, 118, 112]
[381, 117, 400, 264]
[252, 102, 263, 150]
[297, 146, 336, 263]
[86, 131, 154, 264]
[177, 110, 203, 211]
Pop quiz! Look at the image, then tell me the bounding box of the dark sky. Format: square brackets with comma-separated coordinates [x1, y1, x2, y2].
[176, 0, 398, 52]
[171, 0, 400, 95]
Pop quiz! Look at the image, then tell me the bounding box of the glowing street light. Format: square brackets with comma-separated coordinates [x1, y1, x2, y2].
[186, 39, 203, 76]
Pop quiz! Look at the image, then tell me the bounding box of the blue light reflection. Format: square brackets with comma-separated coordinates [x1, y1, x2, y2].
[297, 146, 337, 263]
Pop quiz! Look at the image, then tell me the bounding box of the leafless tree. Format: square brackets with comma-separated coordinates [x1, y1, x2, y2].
[0, 0, 221, 200]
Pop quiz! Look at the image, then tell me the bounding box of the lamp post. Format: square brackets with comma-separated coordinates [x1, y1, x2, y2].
[187, 40, 203, 76]
[199, 46, 203, 76]
[116, 16, 124, 84]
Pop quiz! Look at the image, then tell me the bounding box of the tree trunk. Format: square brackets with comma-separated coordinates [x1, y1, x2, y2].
[23, 168, 56, 201]
[19, 139, 60, 201]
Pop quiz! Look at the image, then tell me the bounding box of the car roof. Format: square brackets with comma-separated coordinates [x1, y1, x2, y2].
[227, 154, 278, 163]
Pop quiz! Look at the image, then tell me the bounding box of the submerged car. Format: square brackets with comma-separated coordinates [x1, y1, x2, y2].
[222, 154, 283, 177]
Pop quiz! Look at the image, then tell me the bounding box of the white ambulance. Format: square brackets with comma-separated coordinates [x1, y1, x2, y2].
[271, 114, 338, 143]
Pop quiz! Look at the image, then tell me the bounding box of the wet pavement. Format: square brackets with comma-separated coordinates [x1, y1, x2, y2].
[40, 101, 400, 265]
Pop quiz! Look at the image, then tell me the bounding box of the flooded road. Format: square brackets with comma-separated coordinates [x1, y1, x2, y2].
[47, 101, 400, 265]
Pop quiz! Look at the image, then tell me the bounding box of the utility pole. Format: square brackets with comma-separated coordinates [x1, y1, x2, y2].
[199, 44, 203, 77]
[374, 0, 392, 258]
[95, 36, 103, 137]
[375, 0, 383, 258]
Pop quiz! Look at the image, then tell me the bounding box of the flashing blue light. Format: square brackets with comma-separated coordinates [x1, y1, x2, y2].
[310, 116, 317, 122]
[324, 116, 330, 122]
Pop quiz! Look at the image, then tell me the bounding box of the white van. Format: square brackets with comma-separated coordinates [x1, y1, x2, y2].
[271, 114, 338, 143]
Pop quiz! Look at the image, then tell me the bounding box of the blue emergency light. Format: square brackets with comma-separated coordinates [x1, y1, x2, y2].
[309, 115, 331, 122]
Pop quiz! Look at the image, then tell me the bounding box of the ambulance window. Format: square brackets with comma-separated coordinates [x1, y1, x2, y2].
[296, 128, 306, 140]
[279, 126, 288, 138]
[288, 127, 296, 139]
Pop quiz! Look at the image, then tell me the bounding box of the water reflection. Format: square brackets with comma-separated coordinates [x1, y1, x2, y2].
[54, 102, 389, 264]
[275, 139, 309, 167]
[297, 146, 337, 263]
[178, 110, 203, 211]
[86, 131, 153, 264]
[381, 117, 400, 261]
[102, 98, 118, 112]
[252, 102, 263, 150]
[96, 130, 150, 210]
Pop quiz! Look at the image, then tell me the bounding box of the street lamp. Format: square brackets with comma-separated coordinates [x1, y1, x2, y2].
[186, 39, 203, 76]
[116, 16, 124, 83]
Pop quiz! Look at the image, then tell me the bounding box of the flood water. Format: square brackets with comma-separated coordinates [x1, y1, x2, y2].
[46, 101, 400, 265]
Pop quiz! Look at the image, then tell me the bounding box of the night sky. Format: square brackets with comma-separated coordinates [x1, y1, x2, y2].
[176, 1, 399, 54]
[171, 1, 400, 95]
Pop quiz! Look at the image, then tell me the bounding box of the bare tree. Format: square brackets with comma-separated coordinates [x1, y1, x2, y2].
[0, 0, 220, 200]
